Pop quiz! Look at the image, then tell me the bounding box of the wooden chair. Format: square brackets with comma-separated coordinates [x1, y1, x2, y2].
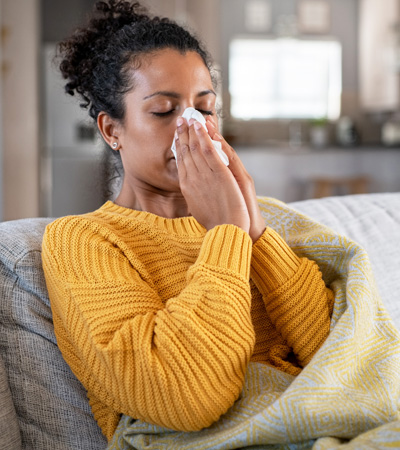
[312, 176, 370, 198]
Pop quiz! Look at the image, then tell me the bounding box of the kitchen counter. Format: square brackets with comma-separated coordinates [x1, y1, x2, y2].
[235, 146, 400, 202]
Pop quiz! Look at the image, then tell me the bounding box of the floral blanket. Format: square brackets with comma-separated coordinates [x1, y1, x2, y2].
[107, 197, 400, 449]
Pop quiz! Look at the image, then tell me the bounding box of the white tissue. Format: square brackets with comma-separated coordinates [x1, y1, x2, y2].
[171, 107, 229, 166]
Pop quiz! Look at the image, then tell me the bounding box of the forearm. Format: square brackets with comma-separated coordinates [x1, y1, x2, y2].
[251, 227, 334, 366]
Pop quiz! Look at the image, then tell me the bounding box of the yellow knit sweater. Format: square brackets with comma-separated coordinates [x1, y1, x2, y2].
[42, 201, 334, 440]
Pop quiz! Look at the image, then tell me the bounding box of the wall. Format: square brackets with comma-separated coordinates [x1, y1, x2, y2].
[2, 0, 40, 220]
[142, 0, 221, 62]
[186, 0, 222, 64]
[219, 0, 367, 145]
[41, 0, 97, 41]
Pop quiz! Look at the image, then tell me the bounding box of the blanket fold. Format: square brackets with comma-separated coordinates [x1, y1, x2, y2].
[107, 197, 400, 450]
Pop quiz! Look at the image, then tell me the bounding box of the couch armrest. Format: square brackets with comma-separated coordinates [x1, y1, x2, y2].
[0, 218, 107, 450]
[0, 353, 21, 450]
[289, 192, 400, 330]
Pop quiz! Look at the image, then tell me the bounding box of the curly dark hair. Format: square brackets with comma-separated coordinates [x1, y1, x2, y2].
[58, 0, 213, 123]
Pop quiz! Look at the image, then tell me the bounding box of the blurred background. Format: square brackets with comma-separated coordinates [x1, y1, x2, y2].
[1, 0, 400, 220]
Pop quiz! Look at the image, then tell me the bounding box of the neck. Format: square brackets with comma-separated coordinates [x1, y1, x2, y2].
[114, 183, 190, 219]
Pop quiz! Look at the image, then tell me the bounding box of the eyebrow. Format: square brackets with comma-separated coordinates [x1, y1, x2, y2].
[143, 89, 216, 100]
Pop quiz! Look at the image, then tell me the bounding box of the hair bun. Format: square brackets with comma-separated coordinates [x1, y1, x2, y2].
[92, 0, 149, 33]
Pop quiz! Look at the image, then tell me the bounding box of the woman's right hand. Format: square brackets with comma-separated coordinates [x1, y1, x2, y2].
[175, 117, 250, 234]
[205, 118, 266, 244]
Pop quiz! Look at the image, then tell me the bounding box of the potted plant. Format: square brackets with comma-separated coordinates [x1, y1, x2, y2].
[309, 117, 329, 148]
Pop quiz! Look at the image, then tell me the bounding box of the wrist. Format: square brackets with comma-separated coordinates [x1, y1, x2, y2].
[250, 229, 266, 244]
[250, 218, 266, 244]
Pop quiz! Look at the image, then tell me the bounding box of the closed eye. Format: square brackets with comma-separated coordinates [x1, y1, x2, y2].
[152, 110, 175, 117]
[152, 109, 214, 117]
[198, 109, 213, 116]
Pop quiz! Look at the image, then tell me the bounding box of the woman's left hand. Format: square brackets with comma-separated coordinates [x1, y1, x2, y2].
[206, 118, 266, 243]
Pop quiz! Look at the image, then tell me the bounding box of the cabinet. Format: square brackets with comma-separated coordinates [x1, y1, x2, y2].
[236, 147, 400, 203]
[359, 0, 400, 111]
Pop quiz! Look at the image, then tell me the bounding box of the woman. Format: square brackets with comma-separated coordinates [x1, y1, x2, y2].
[42, 0, 334, 442]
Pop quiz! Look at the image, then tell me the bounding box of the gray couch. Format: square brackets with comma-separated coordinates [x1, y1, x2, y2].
[1, 193, 399, 450]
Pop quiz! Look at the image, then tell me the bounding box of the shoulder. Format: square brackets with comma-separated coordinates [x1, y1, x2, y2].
[42, 203, 124, 257]
[42, 208, 134, 283]
[42, 202, 153, 259]
[44, 214, 98, 248]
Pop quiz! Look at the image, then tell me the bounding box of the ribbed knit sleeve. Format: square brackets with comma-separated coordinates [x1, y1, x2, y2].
[42, 216, 255, 439]
[251, 227, 334, 368]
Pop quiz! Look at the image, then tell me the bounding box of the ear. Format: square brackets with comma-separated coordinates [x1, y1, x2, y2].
[97, 112, 122, 150]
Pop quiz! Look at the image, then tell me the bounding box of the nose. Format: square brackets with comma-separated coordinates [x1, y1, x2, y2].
[181, 102, 196, 114]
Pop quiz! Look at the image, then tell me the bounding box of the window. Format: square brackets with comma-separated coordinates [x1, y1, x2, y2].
[229, 38, 342, 120]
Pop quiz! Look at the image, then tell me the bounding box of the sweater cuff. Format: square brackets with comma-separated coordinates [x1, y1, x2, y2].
[251, 227, 301, 293]
[197, 225, 252, 280]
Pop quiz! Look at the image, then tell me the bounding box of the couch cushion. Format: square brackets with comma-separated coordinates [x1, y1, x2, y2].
[0, 218, 107, 450]
[0, 353, 21, 450]
[289, 192, 400, 330]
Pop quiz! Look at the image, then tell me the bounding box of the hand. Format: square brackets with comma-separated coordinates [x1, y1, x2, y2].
[174, 117, 250, 234]
[205, 118, 266, 243]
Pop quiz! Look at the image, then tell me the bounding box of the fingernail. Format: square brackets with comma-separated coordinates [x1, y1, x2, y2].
[214, 133, 223, 140]
[194, 121, 202, 131]
[177, 117, 184, 127]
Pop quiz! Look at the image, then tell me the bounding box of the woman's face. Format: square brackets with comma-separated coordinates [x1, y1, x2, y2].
[115, 48, 218, 196]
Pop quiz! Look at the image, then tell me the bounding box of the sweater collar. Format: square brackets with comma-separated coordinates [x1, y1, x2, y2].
[98, 201, 207, 237]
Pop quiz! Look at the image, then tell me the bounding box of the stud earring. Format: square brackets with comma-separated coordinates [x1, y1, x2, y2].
[112, 142, 118, 149]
